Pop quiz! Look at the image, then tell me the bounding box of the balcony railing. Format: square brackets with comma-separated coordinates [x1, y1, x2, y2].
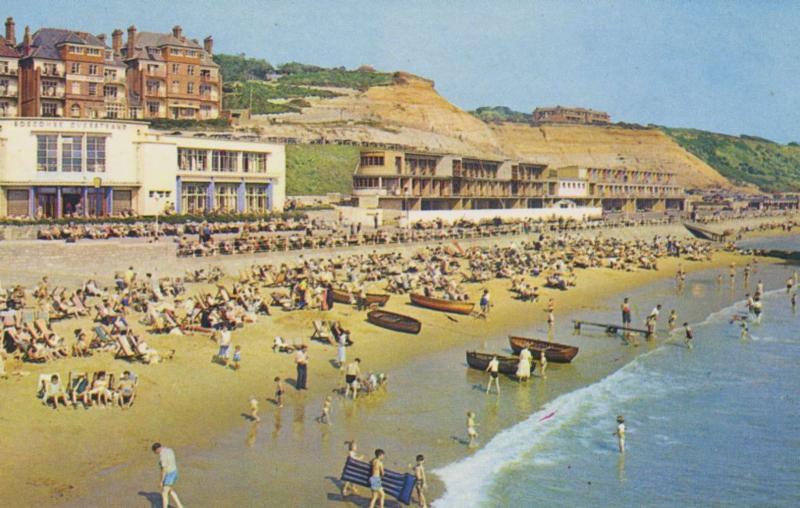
[40, 69, 64, 77]
[200, 74, 219, 82]
[145, 88, 167, 97]
[0, 87, 17, 97]
[40, 88, 65, 98]
[0, 67, 17, 76]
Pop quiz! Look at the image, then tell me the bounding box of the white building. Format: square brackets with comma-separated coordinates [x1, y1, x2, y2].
[0, 118, 285, 218]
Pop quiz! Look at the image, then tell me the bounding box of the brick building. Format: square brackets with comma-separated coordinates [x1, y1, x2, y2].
[1, 17, 221, 120]
[0, 18, 20, 117]
[121, 25, 221, 120]
[532, 106, 611, 125]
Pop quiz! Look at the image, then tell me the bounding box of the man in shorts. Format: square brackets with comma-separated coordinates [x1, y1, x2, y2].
[152, 442, 184, 508]
[369, 449, 386, 508]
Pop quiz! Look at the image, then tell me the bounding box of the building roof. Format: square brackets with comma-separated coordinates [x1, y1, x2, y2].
[0, 35, 20, 58]
[23, 28, 107, 60]
[127, 31, 217, 67]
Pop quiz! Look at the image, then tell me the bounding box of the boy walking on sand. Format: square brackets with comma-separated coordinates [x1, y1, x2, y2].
[231, 345, 241, 370]
[152, 443, 184, 508]
[318, 395, 332, 425]
[479, 289, 491, 318]
[369, 449, 386, 508]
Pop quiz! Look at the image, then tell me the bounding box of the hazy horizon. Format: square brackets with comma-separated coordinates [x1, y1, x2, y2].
[4, 0, 799, 143]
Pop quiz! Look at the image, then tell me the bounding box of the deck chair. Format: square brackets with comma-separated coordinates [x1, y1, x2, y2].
[311, 320, 334, 345]
[37, 373, 59, 399]
[93, 325, 115, 347]
[114, 334, 143, 361]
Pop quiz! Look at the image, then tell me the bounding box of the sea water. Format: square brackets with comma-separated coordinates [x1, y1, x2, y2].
[436, 283, 800, 506]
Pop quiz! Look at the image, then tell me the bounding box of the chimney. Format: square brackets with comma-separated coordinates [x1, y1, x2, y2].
[23, 25, 31, 55]
[5, 17, 15, 45]
[111, 29, 123, 53]
[172, 25, 182, 40]
[127, 25, 136, 57]
[203, 35, 213, 55]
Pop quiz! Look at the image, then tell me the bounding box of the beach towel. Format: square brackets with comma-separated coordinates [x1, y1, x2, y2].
[339, 456, 416, 505]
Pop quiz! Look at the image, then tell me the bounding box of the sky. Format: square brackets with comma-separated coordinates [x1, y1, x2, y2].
[5, 0, 800, 143]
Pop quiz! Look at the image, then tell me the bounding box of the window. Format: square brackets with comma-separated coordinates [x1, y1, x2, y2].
[86, 48, 101, 56]
[171, 63, 179, 74]
[187, 65, 195, 76]
[0, 62, 8, 74]
[105, 103, 123, 119]
[214, 184, 237, 212]
[360, 155, 385, 166]
[88, 64, 99, 76]
[43, 63, 58, 76]
[146, 80, 160, 94]
[186, 82, 194, 95]
[246, 185, 269, 213]
[103, 85, 117, 98]
[69, 46, 82, 54]
[199, 84, 212, 97]
[37, 135, 58, 171]
[42, 80, 59, 97]
[42, 102, 58, 117]
[104, 69, 117, 80]
[187, 50, 197, 57]
[245, 185, 269, 213]
[200, 69, 212, 80]
[170, 49, 181, 56]
[70, 104, 81, 117]
[0, 78, 8, 95]
[146, 64, 161, 74]
[200, 104, 213, 118]
[171, 80, 179, 93]
[61, 135, 83, 171]
[88, 83, 97, 96]
[86, 136, 106, 172]
[70, 82, 81, 94]
[0, 101, 9, 117]
[242, 152, 268, 173]
[212, 150, 238, 172]
[182, 183, 207, 213]
[70, 62, 80, 74]
[147, 101, 160, 115]
[177, 148, 208, 171]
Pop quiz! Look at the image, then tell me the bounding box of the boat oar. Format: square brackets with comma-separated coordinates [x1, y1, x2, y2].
[446, 315, 458, 323]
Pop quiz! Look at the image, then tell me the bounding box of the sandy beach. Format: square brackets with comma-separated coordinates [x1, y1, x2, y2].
[0, 217, 796, 507]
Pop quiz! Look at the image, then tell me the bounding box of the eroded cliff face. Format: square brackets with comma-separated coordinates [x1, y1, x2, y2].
[245, 73, 733, 189]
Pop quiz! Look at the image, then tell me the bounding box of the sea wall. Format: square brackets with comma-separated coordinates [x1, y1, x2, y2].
[399, 206, 603, 226]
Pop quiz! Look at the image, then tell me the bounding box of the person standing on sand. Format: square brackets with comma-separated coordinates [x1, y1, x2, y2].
[345, 359, 362, 400]
[152, 443, 184, 508]
[414, 454, 428, 508]
[249, 396, 261, 422]
[668, 310, 677, 331]
[486, 356, 500, 394]
[614, 416, 626, 453]
[295, 345, 309, 390]
[369, 449, 386, 508]
[479, 289, 491, 318]
[337, 331, 347, 369]
[621, 298, 632, 327]
[274, 376, 284, 408]
[683, 323, 693, 350]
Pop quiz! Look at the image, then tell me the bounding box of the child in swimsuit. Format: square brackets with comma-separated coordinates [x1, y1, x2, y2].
[231, 345, 241, 370]
[369, 450, 385, 508]
[414, 454, 427, 508]
[467, 411, 479, 447]
[274, 376, 284, 408]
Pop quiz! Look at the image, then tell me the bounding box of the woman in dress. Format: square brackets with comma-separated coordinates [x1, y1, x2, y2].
[516, 346, 532, 382]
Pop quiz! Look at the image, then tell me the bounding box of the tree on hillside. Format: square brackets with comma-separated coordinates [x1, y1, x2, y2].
[213, 54, 274, 82]
[277, 62, 326, 75]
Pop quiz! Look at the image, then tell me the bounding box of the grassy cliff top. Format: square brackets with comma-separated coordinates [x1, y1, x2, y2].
[660, 127, 800, 192]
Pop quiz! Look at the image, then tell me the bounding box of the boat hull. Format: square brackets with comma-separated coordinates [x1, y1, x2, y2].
[466, 351, 529, 375]
[508, 336, 579, 363]
[410, 293, 474, 315]
[332, 289, 390, 307]
[367, 309, 421, 334]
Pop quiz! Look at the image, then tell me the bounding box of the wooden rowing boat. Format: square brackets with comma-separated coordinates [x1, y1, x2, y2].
[466, 351, 529, 375]
[409, 293, 474, 315]
[683, 222, 725, 242]
[367, 309, 421, 334]
[332, 289, 390, 307]
[508, 336, 579, 363]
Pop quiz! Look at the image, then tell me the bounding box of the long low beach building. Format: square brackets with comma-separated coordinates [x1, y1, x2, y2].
[352, 149, 684, 219]
[0, 118, 285, 218]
